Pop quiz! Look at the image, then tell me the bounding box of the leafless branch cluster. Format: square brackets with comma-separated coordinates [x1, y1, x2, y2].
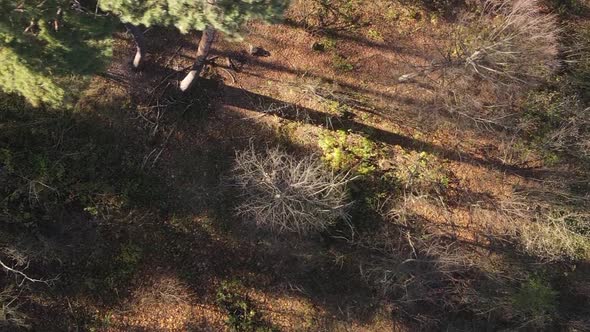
[353, 194, 497, 324]
[460, 0, 560, 83]
[359, 185, 586, 326]
[0, 258, 53, 286]
[400, 0, 560, 83]
[399, 0, 561, 128]
[0, 246, 57, 287]
[231, 146, 353, 235]
[0, 246, 57, 328]
[548, 118, 590, 159]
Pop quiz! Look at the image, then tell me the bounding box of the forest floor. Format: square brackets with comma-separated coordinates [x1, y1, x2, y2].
[2, 0, 590, 331]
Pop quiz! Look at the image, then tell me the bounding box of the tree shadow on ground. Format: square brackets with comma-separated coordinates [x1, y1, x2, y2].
[218, 81, 570, 179]
[145, 79, 385, 328]
[0, 73, 390, 330]
[6, 14, 587, 329]
[281, 19, 432, 60]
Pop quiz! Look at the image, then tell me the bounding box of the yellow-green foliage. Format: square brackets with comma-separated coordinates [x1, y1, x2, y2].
[0, 49, 64, 107]
[323, 99, 352, 115]
[332, 54, 354, 72]
[394, 150, 449, 193]
[216, 281, 272, 331]
[118, 243, 143, 267]
[102, 242, 143, 289]
[318, 130, 376, 174]
[0, 0, 113, 107]
[290, 0, 363, 33]
[387, 5, 423, 23]
[511, 277, 557, 324]
[100, 0, 290, 36]
[366, 28, 383, 41]
[319, 130, 348, 169]
[321, 37, 338, 50]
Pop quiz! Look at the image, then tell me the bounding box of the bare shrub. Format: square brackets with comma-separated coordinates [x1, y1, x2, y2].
[231, 147, 353, 235]
[358, 236, 496, 328]
[400, 0, 559, 82]
[518, 215, 590, 261]
[393, 150, 450, 195]
[565, 20, 590, 102]
[354, 194, 497, 327]
[399, 0, 560, 128]
[544, 111, 590, 159]
[358, 231, 479, 298]
[459, 0, 560, 83]
[358, 193, 569, 328]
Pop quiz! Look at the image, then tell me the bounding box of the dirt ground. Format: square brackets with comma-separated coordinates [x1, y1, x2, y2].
[97, 12, 495, 332]
[8, 1, 589, 331]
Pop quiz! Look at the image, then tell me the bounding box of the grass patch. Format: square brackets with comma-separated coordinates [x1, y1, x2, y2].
[511, 276, 558, 326]
[393, 149, 450, 194]
[332, 54, 355, 72]
[0, 91, 165, 302]
[216, 281, 276, 332]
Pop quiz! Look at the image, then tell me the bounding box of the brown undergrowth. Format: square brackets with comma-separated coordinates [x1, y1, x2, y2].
[1, 0, 589, 330]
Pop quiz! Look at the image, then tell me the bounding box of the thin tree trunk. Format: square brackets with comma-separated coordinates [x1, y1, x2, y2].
[180, 26, 216, 92]
[125, 23, 146, 69]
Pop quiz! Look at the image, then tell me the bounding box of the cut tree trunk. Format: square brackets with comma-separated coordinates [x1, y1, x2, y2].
[125, 23, 146, 69]
[180, 26, 216, 92]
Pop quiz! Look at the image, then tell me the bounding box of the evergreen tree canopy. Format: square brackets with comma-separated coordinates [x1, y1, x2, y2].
[99, 0, 290, 36]
[0, 1, 113, 107]
[0, 0, 289, 107]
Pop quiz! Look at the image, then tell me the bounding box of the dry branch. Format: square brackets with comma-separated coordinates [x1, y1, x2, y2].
[0, 259, 55, 286]
[399, 0, 560, 84]
[231, 147, 353, 235]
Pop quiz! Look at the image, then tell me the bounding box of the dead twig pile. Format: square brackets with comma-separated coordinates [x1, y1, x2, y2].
[231, 146, 353, 235]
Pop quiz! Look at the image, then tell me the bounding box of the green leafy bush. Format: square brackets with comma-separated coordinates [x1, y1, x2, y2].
[318, 130, 377, 174]
[511, 277, 557, 325]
